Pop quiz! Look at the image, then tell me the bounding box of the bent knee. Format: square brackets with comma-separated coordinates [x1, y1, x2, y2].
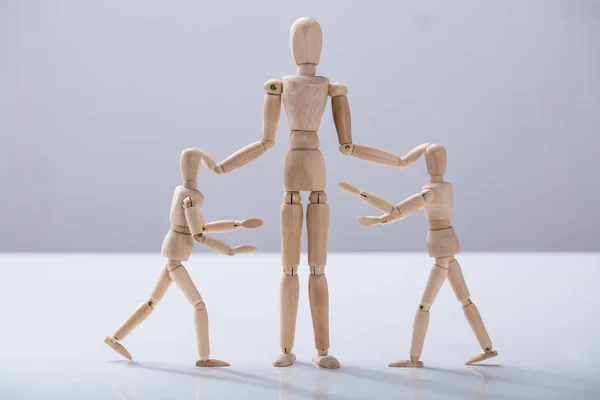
[194, 300, 206, 310]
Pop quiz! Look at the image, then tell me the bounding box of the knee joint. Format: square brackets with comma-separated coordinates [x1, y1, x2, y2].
[283, 266, 298, 276]
[194, 300, 206, 310]
[146, 298, 158, 309]
[283, 191, 301, 205]
[419, 303, 431, 312]
[309, 191, 327, 204]
[167, 260, 182, 272]
[310, 266, 325, 276]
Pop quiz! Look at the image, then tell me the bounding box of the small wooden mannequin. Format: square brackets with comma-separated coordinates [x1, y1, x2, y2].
[213, 17, 428, 369]
[339, 144, 498, 366]
[104, 148, 263, 367]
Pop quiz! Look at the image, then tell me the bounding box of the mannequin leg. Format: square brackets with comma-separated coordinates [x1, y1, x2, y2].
[307, 191, 339, 369]
[274, 192, 302, 367]
[105, 264, 172, 360]
[389, 258, 450, 367]
[167, 260, 229, 367]
[447, 258, 498, 364]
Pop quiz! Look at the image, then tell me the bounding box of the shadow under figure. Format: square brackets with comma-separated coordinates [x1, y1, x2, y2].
[339, 144, 498, 367]
[104, 148, 263, 367]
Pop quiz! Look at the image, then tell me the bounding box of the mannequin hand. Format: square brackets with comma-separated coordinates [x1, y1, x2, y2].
[227, 245, 258, 255]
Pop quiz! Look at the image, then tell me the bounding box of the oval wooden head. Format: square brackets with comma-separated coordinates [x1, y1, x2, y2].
[290, 17, 322, 66]
[425, 144, 447, 176]
[181, 148, 202, 182]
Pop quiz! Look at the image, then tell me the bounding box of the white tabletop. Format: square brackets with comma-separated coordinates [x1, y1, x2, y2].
[0, 253, 598, 399]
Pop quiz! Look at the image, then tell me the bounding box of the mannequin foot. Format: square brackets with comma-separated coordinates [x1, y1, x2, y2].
[389, 359, 423, 368]
[104, 336, 132, 361]
[195, 359, 230, 367]
[465, 350, 498, 365]
[312, 354, 340, 369]
[273, 352, 296, 367]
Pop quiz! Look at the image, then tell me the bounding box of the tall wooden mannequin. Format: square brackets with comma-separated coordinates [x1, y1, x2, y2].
[213, 17, 428, 369]
[339, 144, 498, 366]
[104, 148, 263, 367]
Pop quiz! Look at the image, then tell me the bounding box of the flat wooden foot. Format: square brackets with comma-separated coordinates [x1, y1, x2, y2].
[312, 354, 340, 369]
[465, 350, 498, 365]
[273, 352, 296, 367]
[195, 359, 230, 367]
[104, 337, 132, 360]
[388, 359, 424, 368]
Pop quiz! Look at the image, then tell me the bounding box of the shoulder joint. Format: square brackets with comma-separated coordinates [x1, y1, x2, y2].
[328, 82, 348, 97]
[264, 79, 283, 95]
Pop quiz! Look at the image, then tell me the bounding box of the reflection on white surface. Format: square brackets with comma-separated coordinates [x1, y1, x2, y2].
[0, 253, 599, 399]
[103, 361, 600, 400]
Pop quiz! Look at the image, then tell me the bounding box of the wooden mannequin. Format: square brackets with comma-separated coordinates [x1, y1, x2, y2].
[339, 144, 498, 367]
[213, 17, 428, 369]
[104, 148, 263, 367]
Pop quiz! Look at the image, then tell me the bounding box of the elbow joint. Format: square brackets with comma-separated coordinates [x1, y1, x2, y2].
[261, 139, 275, 151]
[339, 143, 354, 156]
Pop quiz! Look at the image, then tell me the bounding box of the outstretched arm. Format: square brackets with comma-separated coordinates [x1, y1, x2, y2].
[182, 197, 258, 255]
[204, 218, 263, 233]
[214, 79, 282, 175]
[329, 82, 429, 168]
[338, 181, 434, 226]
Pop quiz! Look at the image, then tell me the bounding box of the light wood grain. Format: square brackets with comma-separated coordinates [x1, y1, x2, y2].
[280, 193, 303, 275]
[280, 274, 300, 351]
[184, 206, 206, 236]
[194, 308, 210, 361]
[425, 143, 447, 176]
[290, 17, 322, 66]
[421, 264, 449, 308]
[114, 302, 154, 341]
[262, 93, 281, 142]
[161, 230, 194, 261]
[426, 227, 461, 258]
[309, 274, 330, 351]
[150, 265, 172, 303]
[289, 130, 319, 149]
[219, 141, 267, 173]
[283, 75, 329, 131]
[331, 93, 352, 145]
[169, 263, 203, 307]
[283, 149, 326, 192]
[307, 192, 329, 275]
[447, 259, 471, 303]
[422, 182, 454, 220]
[463, 302, 493, 351]
[410, 309, 430, 362]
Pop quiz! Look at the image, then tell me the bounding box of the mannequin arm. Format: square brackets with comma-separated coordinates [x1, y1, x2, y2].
[329, 82, 429, 167]
[214, 79, 282, 174]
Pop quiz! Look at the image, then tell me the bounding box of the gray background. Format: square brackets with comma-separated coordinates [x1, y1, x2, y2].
[1, 0, 599, 252]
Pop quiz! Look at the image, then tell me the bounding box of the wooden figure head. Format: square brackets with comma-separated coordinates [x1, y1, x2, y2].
[425, 144, 447, 177]
[180, 148, 203, 187]
[290, 17, 322, 66]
